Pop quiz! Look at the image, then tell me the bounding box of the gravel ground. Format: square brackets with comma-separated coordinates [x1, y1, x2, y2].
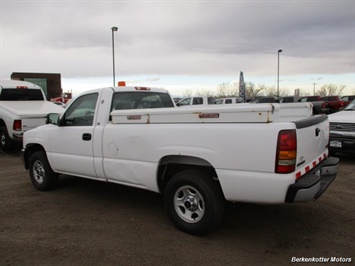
[1, 150, 354, 265]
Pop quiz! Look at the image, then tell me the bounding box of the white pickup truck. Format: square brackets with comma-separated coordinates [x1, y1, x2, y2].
[0, 80, 64, 151]
[21, 85, 339, 235]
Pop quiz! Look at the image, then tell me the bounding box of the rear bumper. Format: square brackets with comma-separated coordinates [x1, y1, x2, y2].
[12, 133, 23, 142]
[285, 157, 339, 202]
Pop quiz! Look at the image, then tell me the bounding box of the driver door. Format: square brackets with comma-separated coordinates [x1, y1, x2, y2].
[48, 93, 99, 178]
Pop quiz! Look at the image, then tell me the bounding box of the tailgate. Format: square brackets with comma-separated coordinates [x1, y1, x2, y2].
[22, 117, 47, 133]
[294, 115, 329, 176]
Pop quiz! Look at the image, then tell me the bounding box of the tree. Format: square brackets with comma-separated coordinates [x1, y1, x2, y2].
[182, 89, 193, 97]
[216, 82, 238, 97]
[245, 82, 264, 99]
[317, 84, 346, 96]
[298, 89, 311, 96]
[195, 89, 215, 97]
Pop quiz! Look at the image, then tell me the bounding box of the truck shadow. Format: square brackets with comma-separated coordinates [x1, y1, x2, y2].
[55, 174, 334, 243]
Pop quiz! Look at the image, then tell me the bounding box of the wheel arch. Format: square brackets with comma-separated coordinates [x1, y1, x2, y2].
[0, 118, 11, 132]
[0, 119, 6, 127]
[23, 144, 46, 169]
[157, 155, 221, 193]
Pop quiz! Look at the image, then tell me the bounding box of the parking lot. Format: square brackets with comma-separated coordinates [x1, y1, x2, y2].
[1, 149, 354, 265]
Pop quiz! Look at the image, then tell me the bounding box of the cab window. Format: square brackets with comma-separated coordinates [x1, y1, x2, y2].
[193, 97, 203, 105]
[225, 99, 232, 104]
[177, 98, 191, 106]
[111, 91, 174, 111]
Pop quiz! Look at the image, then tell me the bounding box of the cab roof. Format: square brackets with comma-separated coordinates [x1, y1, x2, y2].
[0, 80, 41, 90]
[112, 86, 169, 94]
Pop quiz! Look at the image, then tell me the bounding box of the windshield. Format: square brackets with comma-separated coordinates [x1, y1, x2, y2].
[344, 100, 355, 111]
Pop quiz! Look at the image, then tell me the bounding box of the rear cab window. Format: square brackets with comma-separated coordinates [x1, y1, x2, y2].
[0, 88, 44, 101]
[111, 91, 174, 112]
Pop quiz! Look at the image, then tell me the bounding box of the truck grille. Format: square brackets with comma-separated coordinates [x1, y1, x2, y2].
[330, 122, 355, 132]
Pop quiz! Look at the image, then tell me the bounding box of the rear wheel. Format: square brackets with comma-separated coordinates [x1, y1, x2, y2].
[0, 126, 14, 151]
[164, 170, 226, 235]
[29, 151, 59, 191]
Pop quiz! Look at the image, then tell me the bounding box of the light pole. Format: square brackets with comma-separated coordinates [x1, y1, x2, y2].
[312, 83, 317, 96]
[111, 26, 118, 87]
[277, 49, 282, 97]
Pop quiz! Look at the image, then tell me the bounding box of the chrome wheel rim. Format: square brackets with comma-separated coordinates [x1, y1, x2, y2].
[174, 185, 205, 223]
[0, 132, 5, 147]
[32, 160, 45, 184]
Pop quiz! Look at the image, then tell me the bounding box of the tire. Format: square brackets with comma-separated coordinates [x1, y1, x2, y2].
[164, 170, 226, 235]
[329, 150, 337, 157]
[0, 126, 14, 151]
[29, 151, 59, 191]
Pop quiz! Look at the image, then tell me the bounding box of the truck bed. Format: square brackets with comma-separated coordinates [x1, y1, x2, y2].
[0, 101, 64, 117]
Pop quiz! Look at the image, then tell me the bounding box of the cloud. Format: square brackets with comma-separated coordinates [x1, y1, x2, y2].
[1, 0, 354, 92]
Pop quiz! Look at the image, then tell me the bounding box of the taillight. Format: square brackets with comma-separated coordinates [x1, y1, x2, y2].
[13, 120, 22, 131]
[275, 130, 297, 173]
[339, 101, 344, 107]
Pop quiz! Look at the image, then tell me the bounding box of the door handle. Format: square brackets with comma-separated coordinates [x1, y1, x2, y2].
[315, 128, 320, 137]
[82, 133, 92, 141]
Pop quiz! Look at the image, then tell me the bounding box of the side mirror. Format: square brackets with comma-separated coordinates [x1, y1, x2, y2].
[46, 113, 60, 125]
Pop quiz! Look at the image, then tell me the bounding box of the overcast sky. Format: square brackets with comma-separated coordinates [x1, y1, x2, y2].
[1, 0, 354, 97]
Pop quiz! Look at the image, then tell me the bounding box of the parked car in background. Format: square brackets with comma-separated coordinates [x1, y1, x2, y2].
[249, 97, 279, 103]
[340, 95, 355, 110]
[279, 96, 300, 103]
[340, 95, 355, 102]
[298, 96, 329, 115]
[176, 96, 216, 106]
[328, 99, 355, 155]
[215, 97, 242, 104]
[0, 80, 64, 151]
[53, 102, 66, 108]
[321, 96, 344, 114]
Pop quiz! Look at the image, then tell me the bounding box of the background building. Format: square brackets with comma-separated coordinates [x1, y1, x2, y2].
[11, 72, 62, 100]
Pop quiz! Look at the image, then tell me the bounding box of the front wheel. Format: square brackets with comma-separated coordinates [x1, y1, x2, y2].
[29, 151, 59, 191]
[164, 170, 226, 235]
